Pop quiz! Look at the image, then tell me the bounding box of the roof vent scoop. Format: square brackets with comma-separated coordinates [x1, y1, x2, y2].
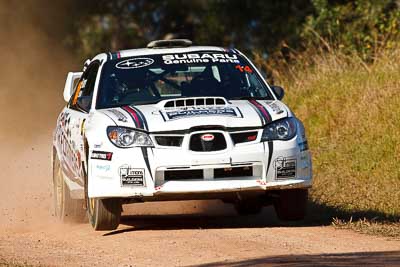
[160, 97, 228, 110]
[147, 39, 192, 49]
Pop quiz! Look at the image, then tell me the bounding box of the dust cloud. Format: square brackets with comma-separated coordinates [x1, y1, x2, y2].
[0, 0, 78, 229]
[0, 0, 76, 144]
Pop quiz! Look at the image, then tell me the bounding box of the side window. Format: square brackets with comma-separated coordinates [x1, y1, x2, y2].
[70, 63, 100, 112]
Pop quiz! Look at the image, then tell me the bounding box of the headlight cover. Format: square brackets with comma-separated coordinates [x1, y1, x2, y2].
[261, 117, 297, 141]
[107, 126, 153, 148]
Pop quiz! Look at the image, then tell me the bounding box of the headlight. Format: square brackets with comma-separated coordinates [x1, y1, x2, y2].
[261, 117, 297, 141]
[107, 126, 153, 148]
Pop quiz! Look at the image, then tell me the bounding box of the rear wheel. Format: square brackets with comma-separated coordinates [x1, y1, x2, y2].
[234, 199, 263, 216]
[86, 195, 121, 231]
[273, 189, 308, 221]
[53, 154, 85, 223]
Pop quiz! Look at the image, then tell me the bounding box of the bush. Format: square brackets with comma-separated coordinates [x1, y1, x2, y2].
[302, 0, 400, 61]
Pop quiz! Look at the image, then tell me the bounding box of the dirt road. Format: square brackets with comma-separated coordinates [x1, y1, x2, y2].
[0, 136, 399, 267]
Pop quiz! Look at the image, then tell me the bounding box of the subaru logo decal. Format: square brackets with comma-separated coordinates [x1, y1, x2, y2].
[115, 58, 154, 69]
[201, 134, 215, 142]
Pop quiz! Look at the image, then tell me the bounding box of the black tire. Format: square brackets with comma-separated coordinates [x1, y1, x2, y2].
[234, 199, 263, 216]
[87, 196, 121, 231]
[273, 189, 308, 221]
[53, 154, 86, 223]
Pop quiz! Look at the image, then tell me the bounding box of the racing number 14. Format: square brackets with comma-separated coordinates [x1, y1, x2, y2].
[235, 65, 253, 73]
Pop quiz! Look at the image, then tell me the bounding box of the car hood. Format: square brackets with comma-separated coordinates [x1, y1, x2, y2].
[97, 98, 291, 132]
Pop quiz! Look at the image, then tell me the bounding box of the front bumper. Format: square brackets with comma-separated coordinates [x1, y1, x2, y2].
[88, 133, 312, 199]
[153, 179, 312, 194]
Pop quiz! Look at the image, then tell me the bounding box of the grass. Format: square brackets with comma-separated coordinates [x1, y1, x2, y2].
[0, 259, 37, 267]
[275, 48, 400, 236]
[333, 217, 400, 239]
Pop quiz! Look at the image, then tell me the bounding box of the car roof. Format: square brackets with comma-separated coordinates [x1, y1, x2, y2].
[92, 46, 233, 62]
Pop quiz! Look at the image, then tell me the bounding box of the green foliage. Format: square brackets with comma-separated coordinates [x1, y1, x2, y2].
[65, 0, 313, 58]
[302, 0, 400, 60]
[33, 0, 400, 62]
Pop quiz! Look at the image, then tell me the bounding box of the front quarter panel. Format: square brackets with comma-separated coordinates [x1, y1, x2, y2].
[84, 111, 117, 153]
[84, 111, 122, 197]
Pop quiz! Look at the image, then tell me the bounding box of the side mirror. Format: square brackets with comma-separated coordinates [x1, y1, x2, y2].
[271, 85, 285, 100]
[63, 72, 83, 102]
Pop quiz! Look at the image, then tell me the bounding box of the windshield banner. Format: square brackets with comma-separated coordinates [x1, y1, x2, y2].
[162, 53, 240, 64]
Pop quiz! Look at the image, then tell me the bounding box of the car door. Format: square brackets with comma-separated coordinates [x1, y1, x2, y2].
[61, 62, 100, 186]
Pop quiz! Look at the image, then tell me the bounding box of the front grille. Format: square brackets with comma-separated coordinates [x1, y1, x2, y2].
[214, 166, 253, 178]
[230, 131, 258, 144]
[189, 132, 227, 152]
[155, 136, 184, 147]
[164, 170, 203, 180]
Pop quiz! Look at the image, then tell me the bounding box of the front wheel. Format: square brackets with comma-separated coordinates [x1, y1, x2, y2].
[273, 189, 308, 221]
[87, 196, 121, 231]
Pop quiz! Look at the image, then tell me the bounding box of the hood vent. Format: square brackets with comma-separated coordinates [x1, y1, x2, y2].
[162, 97, 228, 110]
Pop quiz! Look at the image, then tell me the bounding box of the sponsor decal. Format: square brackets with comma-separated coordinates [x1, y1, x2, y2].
[141, 147, 153, 181]
[121, 106, 148, 130]
[274, 157, 296, 179]
[93, 143, 103, 149]
[59, 133, 81, 175]
[162, 53, 240, 65]
[91, 151, 113, 161]
[76, 151, 81, 168]
[60, 111, 72, 137]
[268, 102, 284, 115]
[119, 166, 145, 186]
[265, 141, 274, 175]
[116, 58, 154, 69]
[248, 100, 272, 125]
[201, 133, 215, 142]
[165, 107, 237, 120]
[57, 113, 81, 176]
[108, 109, 128, 123]
[95, 164, 111, 172]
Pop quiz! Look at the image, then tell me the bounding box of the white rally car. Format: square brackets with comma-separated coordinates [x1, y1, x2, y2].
[52, 39, 312, 230]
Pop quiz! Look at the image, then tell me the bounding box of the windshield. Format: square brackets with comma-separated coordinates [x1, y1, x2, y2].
[96, 51, 273, 109]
